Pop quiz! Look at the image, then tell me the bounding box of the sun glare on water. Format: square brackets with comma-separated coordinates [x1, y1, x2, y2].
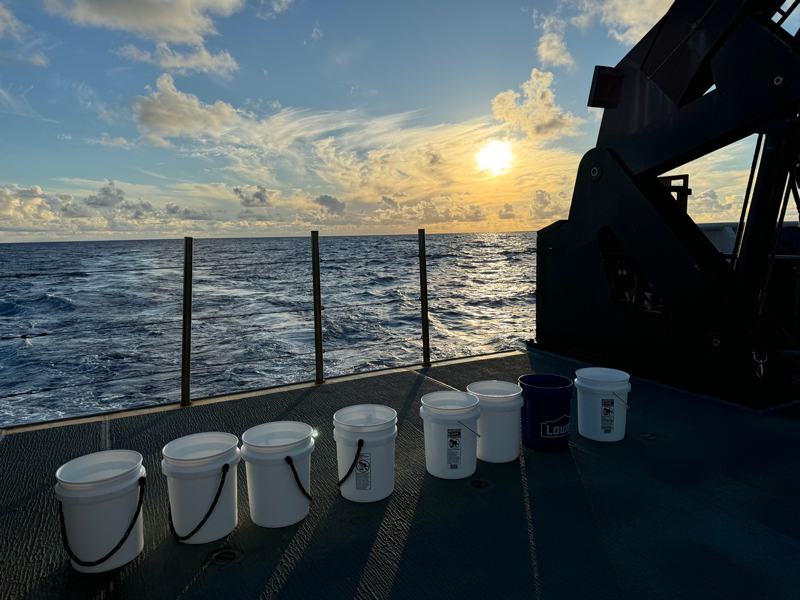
[476, 140, 513, 175]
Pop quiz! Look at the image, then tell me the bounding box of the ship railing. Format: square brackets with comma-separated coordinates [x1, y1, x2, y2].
[0, 229, 535, 421]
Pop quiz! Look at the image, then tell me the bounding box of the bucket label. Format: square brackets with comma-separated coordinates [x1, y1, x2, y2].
[541, 415, 570, 438]
[601, 399, 614, 433]
[356, 453, 371, 490]
[447, 429, 461, 469]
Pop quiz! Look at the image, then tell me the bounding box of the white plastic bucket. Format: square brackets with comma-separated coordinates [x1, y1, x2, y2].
[161, 432, 240, 544]
[575, 368, 632, 442]
[333, 405, 398, 503]
[466, 381, 523, 463]
[420, 391, 480, 479]
[55, 450, 146, 573]
[241, 421, 315, 527]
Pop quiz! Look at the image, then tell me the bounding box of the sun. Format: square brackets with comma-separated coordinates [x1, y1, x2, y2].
[476, 140, 513, 175]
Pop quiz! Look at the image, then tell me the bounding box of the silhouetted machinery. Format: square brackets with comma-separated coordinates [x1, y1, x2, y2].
[535, 0, 800, 409]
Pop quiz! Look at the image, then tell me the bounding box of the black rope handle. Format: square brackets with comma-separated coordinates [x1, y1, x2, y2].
[337, 439, 364, 487]
[169, 463, 230, 542]
[58, 476, 146, 567]
[285, 456, 312, 501]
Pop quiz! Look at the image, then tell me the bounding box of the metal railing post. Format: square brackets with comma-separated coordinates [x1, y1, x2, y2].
[181, 236, 193, 406]
[311, 231, 325, 384]
[418, 229, 432, 368]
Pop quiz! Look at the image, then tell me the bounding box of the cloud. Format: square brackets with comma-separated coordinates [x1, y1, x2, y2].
[85, 180, 126, 207]
[117, 43, 238, 77]
[530, 189, 569, 221]
[0, 84, 48, 120]
[536, 14, 575, 70]
[313, 194, 346, 214]
[312, 22, 323, 42]
[258, 0, 294, 20]
[498, 203, 515, 219]
[690, 189, 738, 215]
[233, 185, 278, 207]
[380, 196, 398, 209]
[44, 0, 246, 44]
[492, 69, 584, 139]
[133, 74, 240, 144]
[91, 133, 134, 149]
[66, 80, 113, 122]
[571, 0, 673, 45]
[165, 202, 215, 220]
[0, 3, 26, 41]
[28, 52, 49, 67]
[0, 185, 57, 223]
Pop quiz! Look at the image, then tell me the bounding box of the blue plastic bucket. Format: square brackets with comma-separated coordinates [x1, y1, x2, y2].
[518, 374, 573, 451]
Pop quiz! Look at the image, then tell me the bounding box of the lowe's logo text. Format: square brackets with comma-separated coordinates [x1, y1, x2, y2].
[541, 415, 570, 438]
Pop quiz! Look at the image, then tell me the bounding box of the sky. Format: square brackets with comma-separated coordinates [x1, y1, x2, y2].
[0, 0, 795, 242]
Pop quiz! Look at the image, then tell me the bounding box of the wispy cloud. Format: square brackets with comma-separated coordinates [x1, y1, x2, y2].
[0, 3, 26, 41]
[117, 43, 238, 77]
[0, 84, 54, 121]
[257, 0, 294, 21]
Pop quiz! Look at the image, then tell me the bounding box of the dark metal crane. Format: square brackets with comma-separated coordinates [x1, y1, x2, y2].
[535, 0, 800, 408]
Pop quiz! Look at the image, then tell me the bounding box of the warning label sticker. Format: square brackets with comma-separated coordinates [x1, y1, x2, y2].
[355, 453, 371, 490]
[447, 429, 461, 469]
[601, 399, 614, 434]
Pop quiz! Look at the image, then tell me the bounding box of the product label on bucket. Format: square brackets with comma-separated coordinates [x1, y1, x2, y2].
[355, 453, 371, 490]
[601, 399, 614, 433]
[541, 415, 570, 438]
[447, 429, 461, 469]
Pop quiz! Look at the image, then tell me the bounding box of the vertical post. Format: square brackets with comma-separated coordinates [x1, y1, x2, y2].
[181, 236, 193, 406]
[418, 229, 432, 368]
[311, 231, 325, 384]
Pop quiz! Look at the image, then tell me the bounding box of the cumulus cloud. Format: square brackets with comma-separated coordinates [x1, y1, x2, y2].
[44, 0, 246, 45]
[313, 194, 346, 215]
[536, 13, 575, 70]
[690, 189, 738, 215]
[498, 203, 515, 219]
[233, 185, 278, 207]
[133, 74, 239, 145]
[0, 3, 26, 41]
[571, 0, 673, 45]
[530, 189, 569, 221]
[117, 43, 238, 77]
[85, 180, 126, 207]
[492, 69, 584, 139]
[0, 185, 57, 224]
[165, 202, 215, 220]
[380, 196, 398, 210]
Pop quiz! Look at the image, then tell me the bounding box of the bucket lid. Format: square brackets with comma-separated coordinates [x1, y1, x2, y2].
[421, 391, 479, 413]
[466, 381, 522, 404]
[242, 421, 313, 453]
[162, 432, 239, 468]
[333, 404, 397, 432]
[56, 449, 143, 489]
[575, 367, 630, 384]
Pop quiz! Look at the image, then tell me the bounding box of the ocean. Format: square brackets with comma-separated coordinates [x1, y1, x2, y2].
[0, 232, 536, 428]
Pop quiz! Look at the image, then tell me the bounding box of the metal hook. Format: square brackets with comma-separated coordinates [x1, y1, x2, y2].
[753, 352, 767, 379]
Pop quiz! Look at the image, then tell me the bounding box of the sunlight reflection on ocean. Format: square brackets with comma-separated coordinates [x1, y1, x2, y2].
[0, 232, 536, 427]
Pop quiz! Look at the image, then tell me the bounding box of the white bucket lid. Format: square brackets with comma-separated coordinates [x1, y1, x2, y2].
[333, 404, 397, 433]
[56, 450, 143, 490]
[420, 391, 480, 417]
[242, 421, 313, 455]
[162, 432, 239, 470]
[466, 381, 523, 410]
[575, 367, 630, 384]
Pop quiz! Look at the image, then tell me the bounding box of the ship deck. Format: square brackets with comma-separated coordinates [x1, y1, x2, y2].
[1, 348, 799, 599]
